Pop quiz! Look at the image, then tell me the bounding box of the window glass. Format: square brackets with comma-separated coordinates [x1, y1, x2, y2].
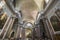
[50, 16, 60, 31]
[55, 9, 60, 18]
[12, 18, 18, 30]
[11, 31, 15, 37]
[0, 12, 8, 29]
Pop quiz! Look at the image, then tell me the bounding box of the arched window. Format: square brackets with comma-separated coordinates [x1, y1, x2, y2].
[11, 31, 15, 37]
[55, 9, 60, 18]
[50, 16, 60, 31]
[0, 13, 8, 29]
[12, 18, 18, 30]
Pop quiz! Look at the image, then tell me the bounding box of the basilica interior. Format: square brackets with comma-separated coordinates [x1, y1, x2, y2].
[0, 0, 60, 40]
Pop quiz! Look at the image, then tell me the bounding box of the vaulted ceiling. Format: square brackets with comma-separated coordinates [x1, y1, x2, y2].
[15, 0, 49, 23]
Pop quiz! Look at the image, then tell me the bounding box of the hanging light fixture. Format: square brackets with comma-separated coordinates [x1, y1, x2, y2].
[23, 22, 33, 29]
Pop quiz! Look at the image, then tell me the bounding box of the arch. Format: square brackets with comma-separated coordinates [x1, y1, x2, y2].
[55, 9, 60, 18]
[12, 18, 18, 29]
[50, 15, 60, 31]
[10, 31, 15, 38]
[0, 13, 8, 29]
